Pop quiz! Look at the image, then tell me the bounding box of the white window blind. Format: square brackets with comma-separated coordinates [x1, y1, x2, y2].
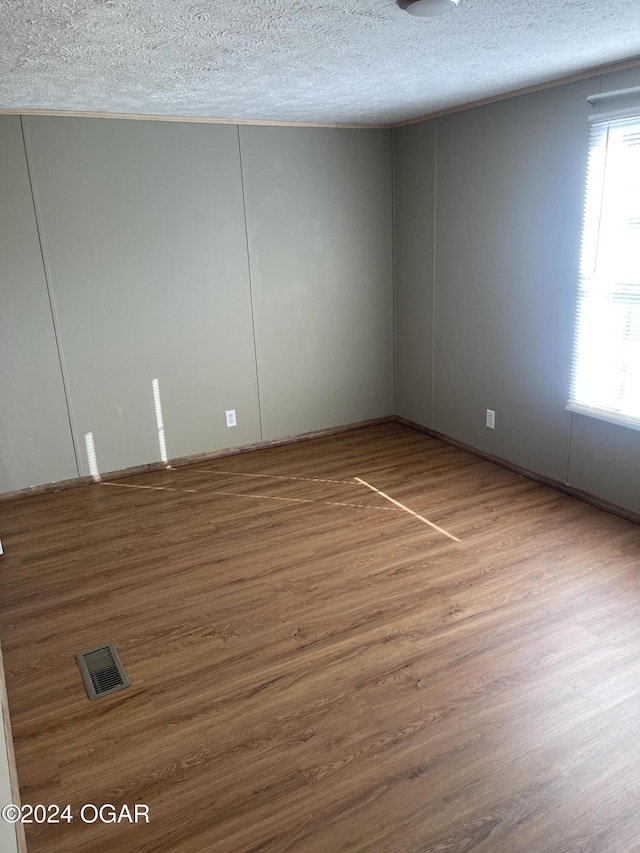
[568, 111, 640, 430]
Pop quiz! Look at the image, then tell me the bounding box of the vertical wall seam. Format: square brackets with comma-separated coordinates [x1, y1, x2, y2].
[431, 119, 438, 428]
[236, 125, 264, 442]
[391, 129, 398, 416]
[20, 116, 81, 476]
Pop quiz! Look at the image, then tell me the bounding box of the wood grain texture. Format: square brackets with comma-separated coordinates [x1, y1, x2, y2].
[396, 415, 640, 525]
[0, 423, 639, 852]
[0, 416, 395, 504]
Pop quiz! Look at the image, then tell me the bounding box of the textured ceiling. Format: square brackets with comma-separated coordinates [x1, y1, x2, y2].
[2, 0, 640, 124]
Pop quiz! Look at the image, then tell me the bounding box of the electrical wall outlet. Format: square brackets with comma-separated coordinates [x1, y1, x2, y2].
[486, 409, 496, 429]
[225, 409, 237, 428]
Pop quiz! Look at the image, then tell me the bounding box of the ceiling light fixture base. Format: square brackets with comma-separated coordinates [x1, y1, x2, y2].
[405, 0, 460, 17]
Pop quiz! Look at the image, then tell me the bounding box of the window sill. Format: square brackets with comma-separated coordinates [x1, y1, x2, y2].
[566, 404, 640, 432]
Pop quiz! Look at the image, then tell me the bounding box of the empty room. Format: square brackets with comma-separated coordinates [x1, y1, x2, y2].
[1, 1, 640, 851]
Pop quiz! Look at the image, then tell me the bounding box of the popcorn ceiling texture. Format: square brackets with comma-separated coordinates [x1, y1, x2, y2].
[2, 0, 640, 123]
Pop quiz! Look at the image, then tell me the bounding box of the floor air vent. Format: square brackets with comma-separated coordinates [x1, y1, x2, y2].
[76, 643, 130, 700]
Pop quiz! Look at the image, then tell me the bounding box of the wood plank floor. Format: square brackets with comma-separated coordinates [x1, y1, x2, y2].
[1, 423, 640, 852]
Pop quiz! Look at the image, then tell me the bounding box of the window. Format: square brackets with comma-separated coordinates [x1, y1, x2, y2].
[568, 108, 640, 430]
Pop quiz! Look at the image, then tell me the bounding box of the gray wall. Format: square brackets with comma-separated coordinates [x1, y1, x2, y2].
[24, 117, 261, 475]
[394, 69, 640, 514]
[241, 127, 393, 439]
[4, 70, 639, 514]
[394, 121, 436, 427]
[0, 117, 78, 491]
[0, 117, 394, 492]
